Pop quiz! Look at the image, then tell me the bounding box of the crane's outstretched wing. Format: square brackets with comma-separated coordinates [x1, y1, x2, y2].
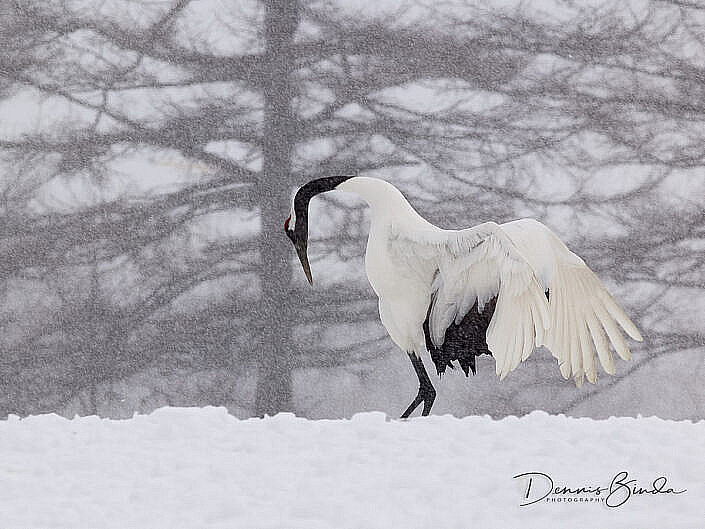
[390, 221, 550, 380]
[500, 219, 643, 386]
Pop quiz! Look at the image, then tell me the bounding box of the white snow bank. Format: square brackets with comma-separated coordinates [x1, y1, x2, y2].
[0, 408, 703, 529]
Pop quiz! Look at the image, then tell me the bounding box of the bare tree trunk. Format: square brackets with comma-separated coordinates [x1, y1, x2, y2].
[254, 0, 300, 416]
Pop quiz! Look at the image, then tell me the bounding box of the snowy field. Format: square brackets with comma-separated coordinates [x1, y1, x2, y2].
[1, 408, 703, 529]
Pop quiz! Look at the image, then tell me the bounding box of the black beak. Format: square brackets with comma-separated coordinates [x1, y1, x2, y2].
[294, 238, 313, 286]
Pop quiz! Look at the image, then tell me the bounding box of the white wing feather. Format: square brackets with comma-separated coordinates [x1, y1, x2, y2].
[391, 221, 550, 380]
[500, 219, 643, 386]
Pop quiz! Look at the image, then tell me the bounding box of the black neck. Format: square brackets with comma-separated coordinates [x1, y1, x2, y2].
[292, 175, 354, 240]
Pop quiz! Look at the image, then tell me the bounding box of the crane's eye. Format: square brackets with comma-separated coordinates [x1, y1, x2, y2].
[284, 216, 291, 232]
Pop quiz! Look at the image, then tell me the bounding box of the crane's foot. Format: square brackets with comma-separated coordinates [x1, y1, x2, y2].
[401, 382, 436, 418]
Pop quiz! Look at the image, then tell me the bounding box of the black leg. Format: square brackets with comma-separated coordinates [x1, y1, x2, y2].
[401, 353, 437, 418]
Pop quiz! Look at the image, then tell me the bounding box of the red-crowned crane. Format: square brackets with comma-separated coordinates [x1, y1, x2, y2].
[284, 176, 643, 418]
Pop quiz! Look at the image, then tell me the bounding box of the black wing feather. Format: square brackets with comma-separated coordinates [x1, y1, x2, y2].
[423, 289, 550, 378]
[423, 297, 497, 377]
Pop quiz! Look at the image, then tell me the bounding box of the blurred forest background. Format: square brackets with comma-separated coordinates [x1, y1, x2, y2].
[0, 0, 703, 420]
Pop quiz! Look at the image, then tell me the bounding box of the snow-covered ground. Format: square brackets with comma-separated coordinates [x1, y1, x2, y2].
[1, 408, 703, 528]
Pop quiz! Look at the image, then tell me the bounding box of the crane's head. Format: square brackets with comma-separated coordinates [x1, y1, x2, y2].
[284, 175, 354, 286]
